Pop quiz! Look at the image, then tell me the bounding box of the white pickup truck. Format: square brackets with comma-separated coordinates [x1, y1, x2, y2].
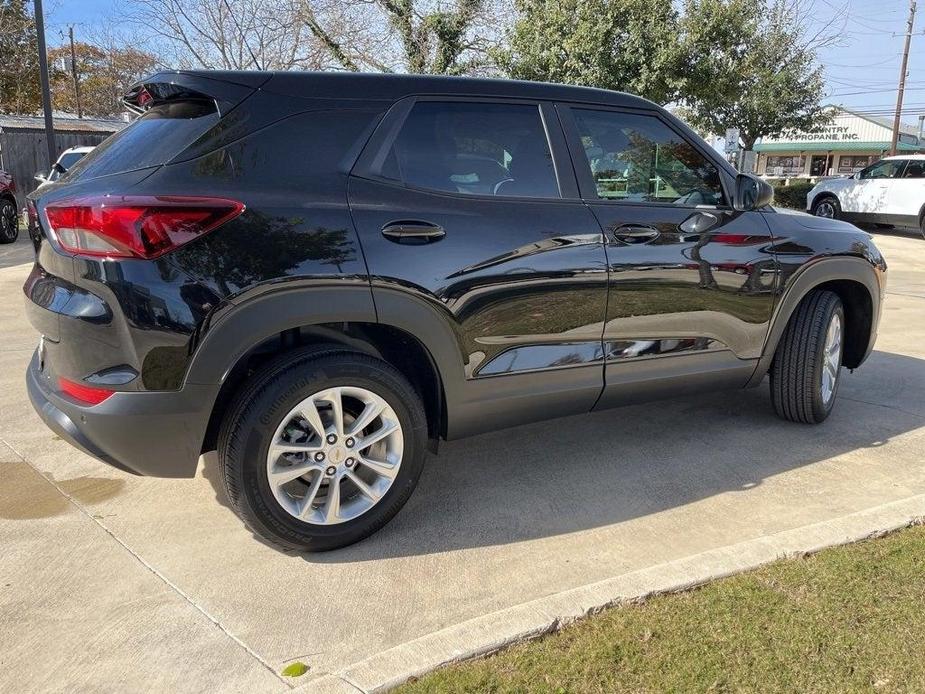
[806, 154, 925, 232]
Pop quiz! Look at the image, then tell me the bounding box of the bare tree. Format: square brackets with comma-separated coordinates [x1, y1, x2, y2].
[300, 0, 512, 74]
[49, 40, 158, 117]
[126, 0, 326, 70]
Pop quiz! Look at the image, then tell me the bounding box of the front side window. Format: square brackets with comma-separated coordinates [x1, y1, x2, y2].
[380, 101, 559, 198]
[572, 109, 725, 206]
[858, 159, 904, 179]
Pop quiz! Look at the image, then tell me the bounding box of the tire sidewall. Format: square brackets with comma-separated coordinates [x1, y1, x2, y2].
[225, 353, 427, 550]
[810, 302, 844, 421]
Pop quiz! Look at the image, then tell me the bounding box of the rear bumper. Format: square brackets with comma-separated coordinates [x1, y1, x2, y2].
[27, 351, 218, 478]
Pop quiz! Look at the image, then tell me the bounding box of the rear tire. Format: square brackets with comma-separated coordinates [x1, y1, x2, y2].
[810, 195, 840, 220]
[217, 346, 428, 551]
[0, 199, 18, 243]
[770, 290, 844, 424]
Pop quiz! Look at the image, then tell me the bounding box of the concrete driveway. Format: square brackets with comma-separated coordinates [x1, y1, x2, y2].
[2, 230, 924, 693]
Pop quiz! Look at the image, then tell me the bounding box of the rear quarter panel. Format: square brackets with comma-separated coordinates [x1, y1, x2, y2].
[28, 92, 391, 392]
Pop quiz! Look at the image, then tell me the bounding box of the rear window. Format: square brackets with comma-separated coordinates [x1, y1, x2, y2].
[64, 101, 219, 182]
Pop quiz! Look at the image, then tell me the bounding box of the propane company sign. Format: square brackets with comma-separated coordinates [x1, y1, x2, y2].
[758, 107, 915, 147]
[782, 125, 860, 142]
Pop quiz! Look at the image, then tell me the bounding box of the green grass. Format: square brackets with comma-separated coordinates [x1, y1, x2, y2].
[399, 524, 925, 693]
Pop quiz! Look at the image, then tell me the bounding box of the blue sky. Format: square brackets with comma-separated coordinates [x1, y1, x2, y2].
[44, 0, 925, 128]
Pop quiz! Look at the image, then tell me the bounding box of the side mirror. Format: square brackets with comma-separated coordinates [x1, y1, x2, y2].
[733, 173, 774, 211]
[34, 172, 47, 183]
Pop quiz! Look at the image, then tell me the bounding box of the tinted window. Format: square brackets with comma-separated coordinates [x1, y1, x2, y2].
[858, 159, 904, 179]
[65, 101, 219, 182]
[572, 109, 725, 206]
[902, 161, 925, 178]
[381, 101, 559, 198]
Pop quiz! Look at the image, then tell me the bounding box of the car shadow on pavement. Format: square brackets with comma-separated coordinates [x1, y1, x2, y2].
[858, 224, 925, 242]
[0, 234, 34, 270]
[200, 349, 925, 562]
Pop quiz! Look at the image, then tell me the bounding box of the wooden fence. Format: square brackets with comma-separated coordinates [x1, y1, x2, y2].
[0, 129, 115, 209]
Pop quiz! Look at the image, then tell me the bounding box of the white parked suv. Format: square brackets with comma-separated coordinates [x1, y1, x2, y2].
[34, 145, 94, 191]
[806, 154, 925, 231]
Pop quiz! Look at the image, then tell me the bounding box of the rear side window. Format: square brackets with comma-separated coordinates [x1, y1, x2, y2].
[380, 101, 560, 198]
[64, 101, 219, 182]
[571, 108, 725, 206]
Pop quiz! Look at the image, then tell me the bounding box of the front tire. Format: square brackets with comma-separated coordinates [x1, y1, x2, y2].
[0, 199, 18, 243]
[217, 347, 428, 551]
[770, 290, 844, 424]
[810, 195, 840, 220]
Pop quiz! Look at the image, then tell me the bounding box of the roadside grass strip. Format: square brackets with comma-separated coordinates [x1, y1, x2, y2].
[400, 523, 925, 693]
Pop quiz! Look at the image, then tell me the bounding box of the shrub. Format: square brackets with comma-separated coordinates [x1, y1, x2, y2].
[773, 181, 815, 210]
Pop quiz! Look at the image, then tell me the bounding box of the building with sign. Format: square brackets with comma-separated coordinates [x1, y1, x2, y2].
[754, 106, 922, 180]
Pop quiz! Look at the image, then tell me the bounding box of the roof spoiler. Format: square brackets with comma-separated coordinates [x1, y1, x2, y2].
[122, 71, 272, 117]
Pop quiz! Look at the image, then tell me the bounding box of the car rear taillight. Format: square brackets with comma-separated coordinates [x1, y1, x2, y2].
[43, 195, 244, 259]
[58, 377, 114, 406]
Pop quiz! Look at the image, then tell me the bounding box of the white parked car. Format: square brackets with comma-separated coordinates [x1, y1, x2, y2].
[34, 145, 94, 190]
[806, 154, 925, 231]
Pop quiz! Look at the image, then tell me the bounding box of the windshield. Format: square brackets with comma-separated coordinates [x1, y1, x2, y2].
[50, 151, 88, 181]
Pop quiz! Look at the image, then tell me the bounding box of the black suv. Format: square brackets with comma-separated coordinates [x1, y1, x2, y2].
[24, 71, 886, 550]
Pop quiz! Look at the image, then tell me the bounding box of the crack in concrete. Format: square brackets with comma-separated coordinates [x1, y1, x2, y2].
[840, 395, 923, 418]
[885, 290, 925, 300]
[0, 435, 293, 691]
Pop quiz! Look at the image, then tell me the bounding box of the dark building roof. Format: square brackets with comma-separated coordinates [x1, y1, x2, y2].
[141, 70, 660, 110]
[0, 114, 127, 133]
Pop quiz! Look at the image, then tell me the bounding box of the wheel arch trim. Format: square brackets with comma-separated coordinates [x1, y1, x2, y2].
[747, 255, 883, 386]
[185, 283, 379, 385]
[185, 283, 464, 443]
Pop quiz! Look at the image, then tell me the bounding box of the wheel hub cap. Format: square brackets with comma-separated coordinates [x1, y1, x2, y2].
[266, 386, 403, 525]
[821, 313, 842, 405]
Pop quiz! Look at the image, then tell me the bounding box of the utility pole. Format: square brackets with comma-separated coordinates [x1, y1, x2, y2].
[891, 0, 916, 155]
[918, 114, 925, 143]
[68, 26, 83, 119]
[34, 0, 56, 169]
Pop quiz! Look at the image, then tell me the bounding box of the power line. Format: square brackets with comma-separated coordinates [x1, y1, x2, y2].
[828, 86, 925, 96]
[825, 55, 902, 69]
[826, 76, 920, 86]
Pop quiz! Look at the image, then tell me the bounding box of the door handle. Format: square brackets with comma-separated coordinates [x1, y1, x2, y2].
[381, 221, 445, 243]
[612, 224, 660, 244]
